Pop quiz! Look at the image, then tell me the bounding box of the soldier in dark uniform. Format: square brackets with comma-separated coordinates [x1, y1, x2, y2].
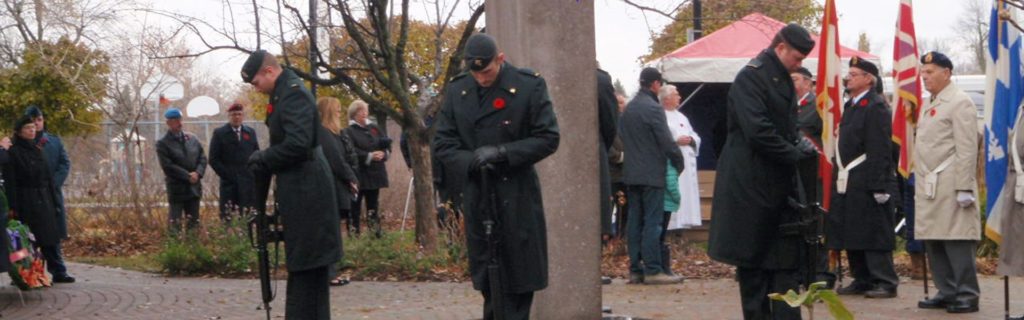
[826, 57, 899, 299]
[432, 33, 559, 320]
[241, 50, 341, 320]
[208, 103, 260, 221]
[156, 108, 207, 233]
[707, 24, 818, 320]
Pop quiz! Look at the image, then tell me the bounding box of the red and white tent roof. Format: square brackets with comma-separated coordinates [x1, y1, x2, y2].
[648, 13, 880, 83]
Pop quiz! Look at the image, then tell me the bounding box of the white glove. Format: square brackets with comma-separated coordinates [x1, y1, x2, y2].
[873, 193, 890, 204]
[957, 191, 975, 208]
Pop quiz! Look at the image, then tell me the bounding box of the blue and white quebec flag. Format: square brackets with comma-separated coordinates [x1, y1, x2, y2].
[983, 0, 1023, 244]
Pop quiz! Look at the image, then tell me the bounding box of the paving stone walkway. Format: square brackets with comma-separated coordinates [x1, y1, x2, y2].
[0, 263, 1022, 319]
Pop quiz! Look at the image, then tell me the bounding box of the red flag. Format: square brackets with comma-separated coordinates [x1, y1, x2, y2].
[159, 94, 171, 108]
[892, 0, 922, 178]
[816, 0, 842, 210]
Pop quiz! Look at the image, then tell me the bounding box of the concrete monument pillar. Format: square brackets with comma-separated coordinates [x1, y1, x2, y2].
[485, 1, 601, 319]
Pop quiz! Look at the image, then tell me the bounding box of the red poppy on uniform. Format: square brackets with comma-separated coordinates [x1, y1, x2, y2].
[371, 127, 379, 136]
[243, 133, 251, 141]
[929, 108, 936, 117]
[859, 99, 868, 107]
[266, 103, 274, 115]
[493, 97, 506, 110]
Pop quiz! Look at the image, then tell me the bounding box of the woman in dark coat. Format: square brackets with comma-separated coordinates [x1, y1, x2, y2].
[343, 100, 390, 238]
[4, 116, 72, 282]
[317, 97, 359, 285]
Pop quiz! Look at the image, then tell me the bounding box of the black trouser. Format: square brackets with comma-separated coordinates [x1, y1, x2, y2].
[349, 189, 380, 233]
[169, 198, 200, 232]
[847, 250, 898, 291]
[661, 211, 673, 274]
[482, 289, 534, 320]
[286, 265, 330, 320]
[737, 267, 801, 320]
[40, 243, 68, 277]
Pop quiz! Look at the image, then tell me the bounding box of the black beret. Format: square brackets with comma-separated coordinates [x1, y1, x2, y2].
[24, 105, 43, 118]
[14, 115, 33, 133]
[779, 24, 815, 55]
[850, 56, 885, 94]
[241, 50, 268, 83]
[794, 67, 814, 80]
[849, 56, 879, 78]
[639, 67, 664, 85]
[921, 51, 954, 71]
[464, 33, 497, 71]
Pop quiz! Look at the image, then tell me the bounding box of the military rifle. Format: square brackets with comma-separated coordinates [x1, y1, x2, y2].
[785, 168, 828, 290]
[480, 165, 504, 320]
[248, 170, 282, 320]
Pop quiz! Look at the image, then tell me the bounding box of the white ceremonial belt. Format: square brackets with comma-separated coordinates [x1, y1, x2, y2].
[921, 155, 955, 200]
[835, 154, 866, 195]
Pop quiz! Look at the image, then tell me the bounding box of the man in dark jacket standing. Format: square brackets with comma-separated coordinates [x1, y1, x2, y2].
[24, 106, 74, 282]
[208, 103, 260, 221]
[433, 33, 559, 320]
[156, 108, 207, 233]
[618, 67, 685, 285]
[241, 50, 340, 320]
[826, 57, 899, 299]
[597, 68, 618, 241]
[707, 24, 818, 320]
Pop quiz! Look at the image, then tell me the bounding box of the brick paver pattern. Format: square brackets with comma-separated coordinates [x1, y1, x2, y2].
[0, 263, 1022, 319]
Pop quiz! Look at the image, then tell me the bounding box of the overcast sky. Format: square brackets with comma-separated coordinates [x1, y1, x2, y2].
[146, 0, 979, 95]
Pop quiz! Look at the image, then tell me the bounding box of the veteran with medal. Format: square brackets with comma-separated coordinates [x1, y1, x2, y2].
[913, 51, 981, 314]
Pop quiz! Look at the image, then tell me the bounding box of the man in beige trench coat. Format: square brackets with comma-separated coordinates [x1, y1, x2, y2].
[913, 52, 981, 314]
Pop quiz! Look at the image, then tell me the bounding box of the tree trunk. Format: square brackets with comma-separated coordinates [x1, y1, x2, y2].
[405, 122, 439, 252]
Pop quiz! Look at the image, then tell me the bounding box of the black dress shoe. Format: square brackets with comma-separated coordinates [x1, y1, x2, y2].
[53, 274, 76, 283]
[864, 287, 897, 299]
[917, 297, 949, 309]
[836, 283, 870, 295]
[945, 300, 978, 313]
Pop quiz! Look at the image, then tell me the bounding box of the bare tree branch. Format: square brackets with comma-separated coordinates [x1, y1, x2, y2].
[621, 0, 687, 21]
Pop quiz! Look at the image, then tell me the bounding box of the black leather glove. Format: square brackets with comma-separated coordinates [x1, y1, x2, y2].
[471, 145, 506, 172]
[247, 152, 268, 174]
[796, 137, 818, 159]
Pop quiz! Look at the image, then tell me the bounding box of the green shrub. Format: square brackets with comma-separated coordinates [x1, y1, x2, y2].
[156, 219, 257, 275]
[340, 231, 466, 280]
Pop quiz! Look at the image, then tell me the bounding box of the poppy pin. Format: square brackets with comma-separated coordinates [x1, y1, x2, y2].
[930, 108, 937, 117]
[371, 127, 379, 136]
[859, 99, 868, 107]
[243, 133, 251, 141]
[493, 97, 506, 110]
[266, 103, 274, 115]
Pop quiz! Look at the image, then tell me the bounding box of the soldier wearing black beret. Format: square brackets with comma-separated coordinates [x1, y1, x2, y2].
[708, 23, 818, 319]
[433, 33, 560, 320]
[827, 56, 900, 299]
[241, 50, 341, 320]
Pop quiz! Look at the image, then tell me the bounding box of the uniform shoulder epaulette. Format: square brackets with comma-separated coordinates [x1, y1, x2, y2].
[517, 68, 541, 78]
[746, 59, 763, 69]
[449, 72, 469, 83]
